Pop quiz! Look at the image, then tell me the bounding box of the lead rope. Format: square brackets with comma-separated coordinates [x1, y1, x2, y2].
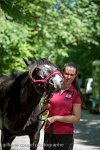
[49, 123, 54, 150]
[37, 107, 49, 132]
[37, 93, 54, 150]
[37, 108, 54, 150]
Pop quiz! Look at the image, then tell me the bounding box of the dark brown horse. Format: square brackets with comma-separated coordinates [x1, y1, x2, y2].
[0, 58, 63, 150]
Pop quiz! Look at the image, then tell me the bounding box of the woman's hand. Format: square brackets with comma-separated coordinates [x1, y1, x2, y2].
[47, 116, 57, 124]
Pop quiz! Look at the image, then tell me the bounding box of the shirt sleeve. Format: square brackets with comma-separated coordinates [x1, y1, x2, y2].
[74, 93, 82, 104]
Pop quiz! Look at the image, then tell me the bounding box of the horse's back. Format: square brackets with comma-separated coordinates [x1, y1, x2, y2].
[0, 72, 24, 92]
[0, 76, 8, 84]
[0, 76, 15, 93]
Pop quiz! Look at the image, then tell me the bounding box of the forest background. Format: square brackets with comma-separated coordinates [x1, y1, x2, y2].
[0, 0, 100, 83]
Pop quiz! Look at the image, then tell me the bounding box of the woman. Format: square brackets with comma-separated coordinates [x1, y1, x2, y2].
[43, 62, 82, 150]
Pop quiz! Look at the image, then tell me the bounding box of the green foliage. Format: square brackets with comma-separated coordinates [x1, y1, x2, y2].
[0, 0, 100, 79]
[55, 0, 100, 78]
[67, 0, 100, 77]
[0, 0, 57, 74]
[92, 60, 100, 101]
[0, 7, 32, 74]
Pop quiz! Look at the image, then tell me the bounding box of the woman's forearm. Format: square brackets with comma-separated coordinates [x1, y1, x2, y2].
[47, 115, 81, 124]
[55, 115, 80, 123]
[47, 104, 81, 124]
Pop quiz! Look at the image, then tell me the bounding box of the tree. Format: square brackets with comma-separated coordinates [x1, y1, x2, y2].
[54, 0, 100, 78]
[0, 0, 100, 79]
[0, 0, 57, 74]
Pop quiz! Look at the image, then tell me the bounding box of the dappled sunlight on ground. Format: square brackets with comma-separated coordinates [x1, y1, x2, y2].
[74, 109, 100, 150]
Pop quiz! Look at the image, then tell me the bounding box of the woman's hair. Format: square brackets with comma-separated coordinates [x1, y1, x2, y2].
[63, 62, 87, 108]
[63, 62, 79, 91]
[63, 62, 78, 74]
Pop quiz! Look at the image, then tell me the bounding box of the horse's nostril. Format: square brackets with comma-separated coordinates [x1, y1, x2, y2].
[49, 79, 54, 85]
[61, 81, 63, 86]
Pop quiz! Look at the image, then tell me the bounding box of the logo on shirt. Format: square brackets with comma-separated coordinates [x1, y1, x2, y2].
[65, 94, 72, 99]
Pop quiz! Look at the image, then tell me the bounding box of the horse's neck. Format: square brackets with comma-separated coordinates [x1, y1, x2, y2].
[6, 74, 43, 116]
[2, 74, 44, 131]
[0, 77, 15, 111]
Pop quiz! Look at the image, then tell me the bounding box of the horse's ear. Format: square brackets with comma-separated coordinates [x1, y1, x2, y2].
[23, 58, 31, 66]
[47, 56, 51, 61]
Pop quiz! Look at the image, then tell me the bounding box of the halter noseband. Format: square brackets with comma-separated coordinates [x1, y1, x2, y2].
[29, 70, 62, 94]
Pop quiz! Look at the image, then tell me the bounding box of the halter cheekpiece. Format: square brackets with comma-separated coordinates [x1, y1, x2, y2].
[29, 70, 62, 94]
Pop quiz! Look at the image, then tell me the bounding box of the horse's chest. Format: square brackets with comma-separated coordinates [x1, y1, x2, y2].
[22, 105, 40, 130]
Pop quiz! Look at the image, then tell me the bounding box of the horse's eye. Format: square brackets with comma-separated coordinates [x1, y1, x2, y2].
[32, 68, 43, 79]
[35, 68, 40, 72]
[32, 68, 40, 77]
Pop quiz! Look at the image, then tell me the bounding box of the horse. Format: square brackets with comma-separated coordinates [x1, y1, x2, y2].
[0, 58, 63, 150]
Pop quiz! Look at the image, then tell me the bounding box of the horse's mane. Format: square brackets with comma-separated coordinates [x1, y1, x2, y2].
[31, 58, 57, 68]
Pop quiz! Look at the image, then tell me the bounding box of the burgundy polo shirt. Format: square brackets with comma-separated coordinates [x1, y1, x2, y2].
[45, 85, 82, 134]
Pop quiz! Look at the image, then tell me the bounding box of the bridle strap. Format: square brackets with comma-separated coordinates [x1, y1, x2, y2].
[29, 70, 62, 84]
[28, 70, 62, 94]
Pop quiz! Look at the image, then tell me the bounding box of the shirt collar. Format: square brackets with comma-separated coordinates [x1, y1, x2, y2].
[61, 84, 75, 93]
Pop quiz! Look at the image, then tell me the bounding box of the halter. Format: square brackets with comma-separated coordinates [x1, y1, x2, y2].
[29, 70, 62, 94]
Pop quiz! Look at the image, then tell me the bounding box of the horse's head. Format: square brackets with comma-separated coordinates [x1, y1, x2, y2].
[24, 58, 63, 94]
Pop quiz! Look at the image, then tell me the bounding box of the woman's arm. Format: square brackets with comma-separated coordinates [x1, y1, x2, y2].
[47, 103, 81, 124]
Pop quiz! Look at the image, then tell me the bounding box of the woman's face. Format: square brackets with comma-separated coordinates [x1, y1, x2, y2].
[63, 66, 77, 85]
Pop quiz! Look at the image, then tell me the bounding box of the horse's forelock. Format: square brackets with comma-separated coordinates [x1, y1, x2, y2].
[28, 58, 57, 76]
[35, 58, 56, 68]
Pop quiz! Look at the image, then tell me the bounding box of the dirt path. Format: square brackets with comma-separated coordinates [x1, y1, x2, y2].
[74, 109, 100, 150]
[0, 109, 99, 150]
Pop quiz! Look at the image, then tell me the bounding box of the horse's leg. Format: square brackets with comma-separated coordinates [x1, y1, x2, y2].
[29, 131, 40, 150]
[1, 128, 15, 150]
